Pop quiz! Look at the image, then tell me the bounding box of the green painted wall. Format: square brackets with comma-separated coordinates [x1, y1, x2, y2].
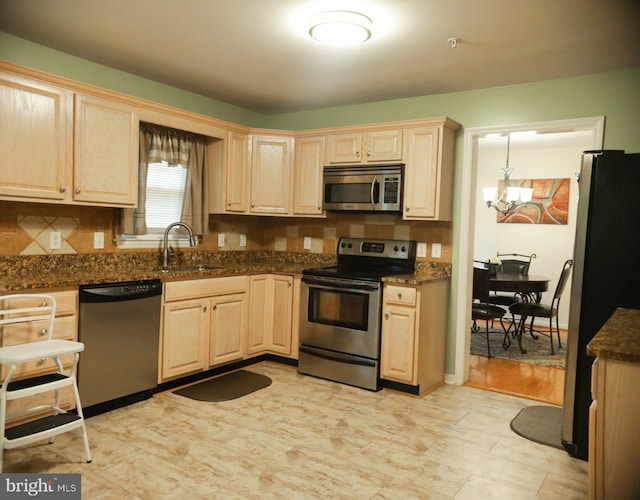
[3, 31, 640, 374]
[0, 32, 264, 126]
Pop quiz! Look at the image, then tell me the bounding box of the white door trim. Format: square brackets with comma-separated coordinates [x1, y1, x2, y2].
[452, 116, 605, 386]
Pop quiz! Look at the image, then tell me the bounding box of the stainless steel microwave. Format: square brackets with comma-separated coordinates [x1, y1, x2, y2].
[322, 164, 403, 213]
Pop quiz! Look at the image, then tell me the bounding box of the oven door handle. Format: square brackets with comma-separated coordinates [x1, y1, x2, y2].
[299, 345, 377, 367]
[301, 277, 379, 292]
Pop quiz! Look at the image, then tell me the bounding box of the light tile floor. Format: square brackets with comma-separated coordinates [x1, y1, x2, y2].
[3, 362, 588, 499]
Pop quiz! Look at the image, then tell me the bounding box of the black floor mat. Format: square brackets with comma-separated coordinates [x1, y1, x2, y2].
[173, 370, 272, 402]
[510, 405, 563, 449]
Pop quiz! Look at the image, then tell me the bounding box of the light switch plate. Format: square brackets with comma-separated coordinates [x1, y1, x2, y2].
[417, 242, 427, 258]
[431, 242, 442, 258]
[303, 236, 311, 250]
[239, 234, 247, 247]
[218, 233, 225, 247]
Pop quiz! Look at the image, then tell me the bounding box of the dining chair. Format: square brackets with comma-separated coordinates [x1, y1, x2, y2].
[497, 252, 537, 275]
[471, 265, 509, 358]
[509, 259, 573, 354]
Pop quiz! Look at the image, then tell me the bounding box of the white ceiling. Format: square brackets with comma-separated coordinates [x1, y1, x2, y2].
[1, 0, 639, 114]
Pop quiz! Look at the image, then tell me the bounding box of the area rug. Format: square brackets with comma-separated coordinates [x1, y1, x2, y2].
[173, 370, 272, 402]
[470, 327, 566, 368]
[510, 405, 564, 449]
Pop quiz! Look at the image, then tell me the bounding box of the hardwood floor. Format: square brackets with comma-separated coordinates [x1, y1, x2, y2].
[2, 362, 587, 498]
[466, 355, 565, 406]
[465, 325, 567, 406]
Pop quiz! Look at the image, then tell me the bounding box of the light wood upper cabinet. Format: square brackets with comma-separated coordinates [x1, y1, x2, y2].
[293, 136, 325, 216]
[403, 122, 457, 221]
[326, 129, 402, 164]
[225, 130, 250, 213]
[250, 135, 293, 214]
[73, 94, 138, 206]
[0, 72, 72, 202]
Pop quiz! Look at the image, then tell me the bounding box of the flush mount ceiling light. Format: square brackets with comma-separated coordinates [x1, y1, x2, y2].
[309, 10, 373, 45]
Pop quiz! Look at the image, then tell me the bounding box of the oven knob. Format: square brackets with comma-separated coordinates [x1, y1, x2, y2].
[347, 243, 352, 248]
[394, 245, 399, 252]
[401, 245, 407, 252]
[340, 242, 346, 248]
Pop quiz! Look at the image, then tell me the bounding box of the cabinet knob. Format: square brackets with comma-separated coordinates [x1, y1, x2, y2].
[356, 151, 361, 158]
[367, 151, 371, 157]
[203, 306, 207, 312]
[75, 188, 81, 194]
[38, 329, 47, 336]
[398, 293, 403, 299]
[385, 313, 389, 319]
[59, 186, 66, 193]
[227, 202, 231, 206]
[406, 205, 410, 211]
[37, 358, 46, 366]
[39, 302, 48, 307]
[212, 304, 217, 310]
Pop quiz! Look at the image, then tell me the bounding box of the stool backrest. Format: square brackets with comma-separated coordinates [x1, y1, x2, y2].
[0, 294, 56, 342]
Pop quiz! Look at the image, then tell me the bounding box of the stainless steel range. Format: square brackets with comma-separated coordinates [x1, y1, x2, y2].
[298, 237, 417, 391]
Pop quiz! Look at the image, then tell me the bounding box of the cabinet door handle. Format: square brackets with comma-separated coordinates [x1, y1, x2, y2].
[75, 188, 81, 194]
[38, 329, 48, 336]
[59, 186, 66, 193]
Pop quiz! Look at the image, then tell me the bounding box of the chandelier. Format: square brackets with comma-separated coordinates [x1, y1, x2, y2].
[482, 135, 533, 214]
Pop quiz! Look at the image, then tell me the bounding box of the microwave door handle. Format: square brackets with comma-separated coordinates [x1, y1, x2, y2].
[370, 176, 378, 209]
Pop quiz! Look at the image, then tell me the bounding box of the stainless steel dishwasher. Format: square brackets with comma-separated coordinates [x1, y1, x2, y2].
[78, 279, 162, 416]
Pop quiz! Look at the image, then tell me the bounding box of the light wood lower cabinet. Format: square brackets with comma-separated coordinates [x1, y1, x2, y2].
[161, 298, 209, 380]
[209, 292, 247, 365]
[589, 356, 640, 499]
[248, 274, 294, 356]
[0, 289, 78, 426]
[160, 276, 247, 381]
[380, 279, 449, 395]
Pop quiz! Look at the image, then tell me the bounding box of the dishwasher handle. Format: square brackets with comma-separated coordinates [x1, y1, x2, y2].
[79, 279, 162, 303]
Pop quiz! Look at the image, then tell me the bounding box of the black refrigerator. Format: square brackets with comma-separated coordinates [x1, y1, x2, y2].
[561, 150, 640, 460]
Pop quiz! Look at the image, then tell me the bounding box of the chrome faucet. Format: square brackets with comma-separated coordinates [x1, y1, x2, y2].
[162, 222, 197, 269]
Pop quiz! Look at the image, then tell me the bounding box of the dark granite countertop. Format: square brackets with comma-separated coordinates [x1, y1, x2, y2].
[0, 252, 451, 291]
[587, 308, 640, 364]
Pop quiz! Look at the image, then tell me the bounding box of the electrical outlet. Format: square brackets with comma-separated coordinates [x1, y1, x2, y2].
[239, 234, 247, 247]
[49, 231, 61, 250]
[217, 233, 225, 247]
[417, 242, 427, 258]
[431, 242, 442, 258]
[303, 236, 311, 250]
[94, 232, 104, 249]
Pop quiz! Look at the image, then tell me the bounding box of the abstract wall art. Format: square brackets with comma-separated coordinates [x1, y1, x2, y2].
[497, 178, 570, 224]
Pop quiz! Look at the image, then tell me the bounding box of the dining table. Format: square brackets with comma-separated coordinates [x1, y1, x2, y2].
[490, 271, 550, 353]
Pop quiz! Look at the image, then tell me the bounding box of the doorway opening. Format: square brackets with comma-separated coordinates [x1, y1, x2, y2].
[452, 116, 605, 401]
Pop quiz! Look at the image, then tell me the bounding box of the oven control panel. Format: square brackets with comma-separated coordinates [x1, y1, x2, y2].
[337, 237, 416, 260]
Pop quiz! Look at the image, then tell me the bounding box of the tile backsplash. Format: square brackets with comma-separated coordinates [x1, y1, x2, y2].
[0, 201, 452, 263]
